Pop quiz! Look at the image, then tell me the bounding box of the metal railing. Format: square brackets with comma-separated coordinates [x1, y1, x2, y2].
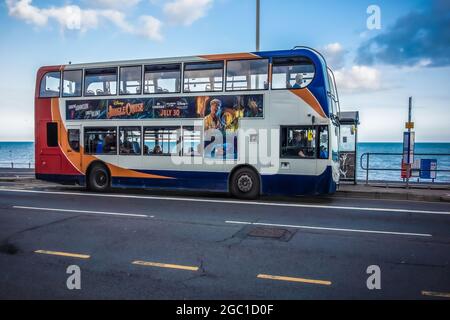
[0, 161, 35, 169]
[360, 153, 450, 185]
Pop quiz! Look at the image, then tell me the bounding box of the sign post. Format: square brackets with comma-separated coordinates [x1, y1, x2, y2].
[401, 97, 415, 187]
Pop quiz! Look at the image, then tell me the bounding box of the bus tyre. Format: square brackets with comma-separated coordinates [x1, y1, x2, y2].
[88, 164, 110, 192]
[230, 167, 260, 200]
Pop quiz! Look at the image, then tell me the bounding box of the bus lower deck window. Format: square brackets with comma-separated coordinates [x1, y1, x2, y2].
[84, 127, 117, 154]
[144, 127, 180, 156]
[68, 129, 80, 152]
[119, 127, 142, 155]
[281, 127, 317, 158]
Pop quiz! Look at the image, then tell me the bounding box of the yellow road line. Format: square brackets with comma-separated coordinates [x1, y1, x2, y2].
[34, 250, 90, 259]
[132, 260, 199, 272]
[257, 274, 331, 286]
[422, 291, 450, 298]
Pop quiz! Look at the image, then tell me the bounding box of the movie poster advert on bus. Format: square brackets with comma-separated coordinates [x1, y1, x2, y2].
[65, 95, 263, 121]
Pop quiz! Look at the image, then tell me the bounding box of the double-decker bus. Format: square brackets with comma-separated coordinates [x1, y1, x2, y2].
[35, 47, 340, 199]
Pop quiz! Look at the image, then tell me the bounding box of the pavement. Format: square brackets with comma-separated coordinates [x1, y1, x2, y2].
[338, 182, 450, 202]
[0, 171, 449, 299]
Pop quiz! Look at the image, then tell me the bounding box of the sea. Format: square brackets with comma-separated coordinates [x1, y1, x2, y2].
[0, 142, 449, 183]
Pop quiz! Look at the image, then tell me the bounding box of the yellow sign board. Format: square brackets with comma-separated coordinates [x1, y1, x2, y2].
[405, 122, 414, 129]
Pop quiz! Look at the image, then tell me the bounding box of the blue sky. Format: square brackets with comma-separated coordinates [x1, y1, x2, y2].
[0, 0, 449, 142]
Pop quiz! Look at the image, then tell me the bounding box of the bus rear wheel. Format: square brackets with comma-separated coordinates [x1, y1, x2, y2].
[230, 167, 260, 200]
[88, 164, 110, 192]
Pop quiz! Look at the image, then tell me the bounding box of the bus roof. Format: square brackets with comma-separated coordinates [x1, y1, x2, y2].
[54, 47, 329, 71]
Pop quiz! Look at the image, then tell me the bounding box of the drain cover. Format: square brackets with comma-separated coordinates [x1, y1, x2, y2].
[248, 227, 288, 239]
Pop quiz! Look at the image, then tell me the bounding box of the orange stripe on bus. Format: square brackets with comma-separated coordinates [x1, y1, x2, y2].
[289, 88, 327, 118]
[199, 52, 260, 61]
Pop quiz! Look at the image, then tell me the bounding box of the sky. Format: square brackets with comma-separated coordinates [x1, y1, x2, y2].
[0, 0, 449, 142]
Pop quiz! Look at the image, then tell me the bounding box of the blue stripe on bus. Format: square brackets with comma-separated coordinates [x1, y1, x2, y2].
[36, 167, 336, 196]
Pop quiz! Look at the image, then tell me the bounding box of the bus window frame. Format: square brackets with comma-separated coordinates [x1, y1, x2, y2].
[84, 67, 118, 97]
[225, 58, 270, 92]
[144, 63, 182, 95]
[39, 71, 61, 99]
[119, 65, 143, 96]
[271, 56, 316, 91]
[183, 61, 224, 93]
[62, 69, 83, 98]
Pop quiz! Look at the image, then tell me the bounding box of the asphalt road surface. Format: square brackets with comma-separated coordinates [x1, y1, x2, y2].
[0, 181, 449, 299]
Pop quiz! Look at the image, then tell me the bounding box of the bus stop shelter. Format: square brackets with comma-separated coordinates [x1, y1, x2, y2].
[338, 111, 360, 184]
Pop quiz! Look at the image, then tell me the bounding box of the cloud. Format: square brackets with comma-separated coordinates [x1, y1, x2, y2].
[6, 0, 47, 26]
[322, 42, 347, 69]
[87, 0, 142, 9]
[139, 15, 163, 41]
[334, 65, 381, 92]
[163, 0, 213, 26]
[6, 0, 161, 40]
[356, 0, 450, 67]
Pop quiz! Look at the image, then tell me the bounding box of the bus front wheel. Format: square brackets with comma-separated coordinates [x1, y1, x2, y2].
[230, 167, 260, 200]
[88, 164, 110, 192]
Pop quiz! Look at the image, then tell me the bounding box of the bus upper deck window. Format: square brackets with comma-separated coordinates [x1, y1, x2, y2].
[62, 70, 82, 97]
[184, 62, 223, 93]
[144, 64, 181, 94]
[272, 57, 315, 90]
[120, 66, 142, 95]
[84, 67, 117, 96]
[226, 59, 269, 91]
[40, 72, 61, 98]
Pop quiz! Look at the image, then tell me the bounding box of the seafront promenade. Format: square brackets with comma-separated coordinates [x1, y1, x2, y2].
[0, 168, 449, 299]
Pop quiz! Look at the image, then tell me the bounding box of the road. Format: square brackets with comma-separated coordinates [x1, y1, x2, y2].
[0, 180, 449, 299]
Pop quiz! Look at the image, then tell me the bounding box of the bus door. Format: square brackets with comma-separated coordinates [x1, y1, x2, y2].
[66, 124, 82, 171]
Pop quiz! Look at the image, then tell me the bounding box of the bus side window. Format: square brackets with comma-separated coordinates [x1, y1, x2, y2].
[119, 127, 142, 155]
[144, 127, 180, 156]
[226, 59, 269, 91]
[63, 70, 82, 97]
[184, 62, 224, 93]
[84, 127, 117, 154]
[144, 64, 181, 94]
[272, 57, 315, 90]
[319, 126, 329, 159]
[47, 122, 58, 147]
[120, 66, 142, 95]
[84, 68, 117, 96]
[40, 72, 61, 98]
[68, 129, 80, 152]
[280, 126, 316, 158]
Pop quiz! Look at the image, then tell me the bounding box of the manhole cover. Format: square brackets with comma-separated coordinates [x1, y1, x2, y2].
[248, 227, 288, 239]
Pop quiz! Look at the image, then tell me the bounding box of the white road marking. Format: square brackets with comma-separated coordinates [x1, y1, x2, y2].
[1, 188, 449, 216]
[225, 221, 432, 237]
[13, 206, 152, 218]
